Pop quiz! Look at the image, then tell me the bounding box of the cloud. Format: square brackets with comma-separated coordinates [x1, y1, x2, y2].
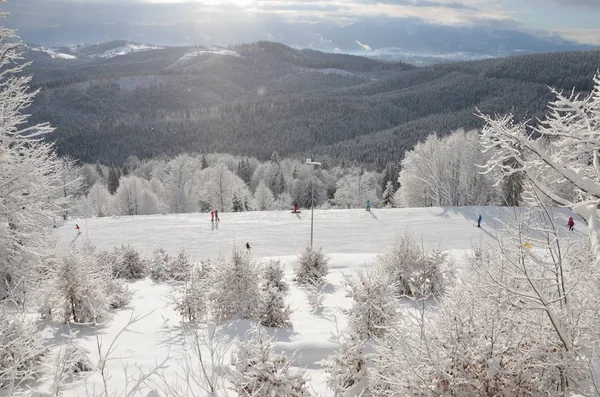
[355, 39, 372, 51]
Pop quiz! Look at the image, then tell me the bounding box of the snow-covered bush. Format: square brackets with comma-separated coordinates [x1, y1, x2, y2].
[108, 245, 148, 279]
[324, 332, 370, 397]
[344, 269, 397, 339]
[208, 248, 261, 321]
[40, 245, 131, 323]
[295, 246, 329, 285]
[57, 248, 111, 323]
[0, 313, 46, 390]
[376, 232, 448, 298]
[263, 260, 287, 292]
[175, 265, 209, 322]
[149, 248, 171, 281]
[150, 249, 193, 282]
[231, 325, 311, 397]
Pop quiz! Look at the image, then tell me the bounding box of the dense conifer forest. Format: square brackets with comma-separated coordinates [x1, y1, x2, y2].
[23, 41, 600, 168]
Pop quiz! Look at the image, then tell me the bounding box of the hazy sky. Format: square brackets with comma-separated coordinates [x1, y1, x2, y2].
[4, 0, 600, 45]
[100, 0, 600, 43]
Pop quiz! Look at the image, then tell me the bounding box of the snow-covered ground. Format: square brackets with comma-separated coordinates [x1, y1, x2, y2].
[41, 207, 583, 396]
[93, 43, 164, 59]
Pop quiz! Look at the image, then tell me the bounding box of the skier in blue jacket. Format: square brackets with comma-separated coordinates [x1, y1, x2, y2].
[477, 215, 482, 228]
[366, 201, 371, 211]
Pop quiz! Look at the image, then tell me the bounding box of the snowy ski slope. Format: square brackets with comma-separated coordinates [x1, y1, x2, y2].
[45, 206, 584, 397]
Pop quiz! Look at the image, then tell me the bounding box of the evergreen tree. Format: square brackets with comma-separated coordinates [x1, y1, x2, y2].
[381, 181, 396, 208]
[232, 192, 244, 212]
[201, 154, 209, 170]
[270, 151, 280, 165]
[95, 161, 105, 180]
[107, 166, 120, 195]
[237, 158, 252, 184]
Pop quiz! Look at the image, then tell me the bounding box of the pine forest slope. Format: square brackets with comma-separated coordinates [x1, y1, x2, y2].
[24, 41, 600, 167]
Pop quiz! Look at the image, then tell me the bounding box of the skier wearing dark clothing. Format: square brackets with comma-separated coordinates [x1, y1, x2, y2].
[214, 209, 220, 222]
[293, 203, 299, 213]
[477, 215, 482, 228]
[568, 217, 575, 232]
[75, 224, 81, 234]
[246, 242, 251, 251]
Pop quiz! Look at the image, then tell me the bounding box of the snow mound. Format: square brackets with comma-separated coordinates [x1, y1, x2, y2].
[28, 46, 77, 60]
[94, 43, 163, 58]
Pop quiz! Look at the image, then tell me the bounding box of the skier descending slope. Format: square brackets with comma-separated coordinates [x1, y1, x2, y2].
[568, 217, 575, 232]
[366, 201, 371, 211]
[477, 215, 482, 228]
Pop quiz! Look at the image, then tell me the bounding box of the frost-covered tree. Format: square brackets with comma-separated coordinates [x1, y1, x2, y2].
[203, 163, 249, 212]
[325, 332, 370, 397]
[344, 269, 397, 339]
[208, 248, 261, 321]
[295, 246, 329, 285]
[87, 182, 113, 217]
[480, 73, 600, 264]
[397, 130, 495, 207]
[254, 180, 275, 211]
[263, 260, 287, 293]
[0, 21, 72, 303]
[115, 175, 160, 216]
[333, 171, 380, 209]
[231, 325, 311, 397]
[164, 154, 201, 213]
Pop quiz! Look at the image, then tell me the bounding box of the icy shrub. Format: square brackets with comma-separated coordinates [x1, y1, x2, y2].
[231, 325, 310, 397]
[324, 333, 370, 397]
[262, 260, 287, 292]
[105, 277, 132, 309]
[149, 248, 170, 281]
[58, 249, 110, 323]
[305, 279, 325, 313]
[377, 232, 448, 298]
[294, 246, 329, 285]
[208, 248, 261, 321]
[0, 313, 46, 389]
[344, 269, 397, 339]
[150, 249, 193, 282]
[175, 265, 208, 322]
[110, 245, 148, 279]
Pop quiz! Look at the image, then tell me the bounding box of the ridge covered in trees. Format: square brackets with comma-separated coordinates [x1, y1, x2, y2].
[22, 41, 600, 167]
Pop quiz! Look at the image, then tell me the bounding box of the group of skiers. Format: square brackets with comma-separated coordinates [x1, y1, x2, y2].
[210, 209, 220, 222]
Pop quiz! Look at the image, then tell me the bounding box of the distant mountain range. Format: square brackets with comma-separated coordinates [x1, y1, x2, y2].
[21, 41, 600, 167]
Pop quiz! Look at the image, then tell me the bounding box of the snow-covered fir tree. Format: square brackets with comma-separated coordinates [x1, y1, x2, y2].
[380, 181, 395, 208]
[259, 261, 291, 328]
[86, 182, 113, 217]
[231, 325, 311, 397]
[324, 332, 370, 397]
[176, 265, 207, 322]
[344, 269, 397, 339]
[295, 246, 329, 285]
[208, 247, 261, 321]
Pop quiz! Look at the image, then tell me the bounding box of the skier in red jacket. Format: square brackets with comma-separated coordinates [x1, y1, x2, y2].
[568, 217, 575, 232]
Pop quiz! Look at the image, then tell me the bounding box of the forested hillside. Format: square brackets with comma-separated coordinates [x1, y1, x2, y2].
[24, 41, 600, 167]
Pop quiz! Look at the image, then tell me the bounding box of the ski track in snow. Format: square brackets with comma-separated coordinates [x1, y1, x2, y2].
[39, 207, 584, 396]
